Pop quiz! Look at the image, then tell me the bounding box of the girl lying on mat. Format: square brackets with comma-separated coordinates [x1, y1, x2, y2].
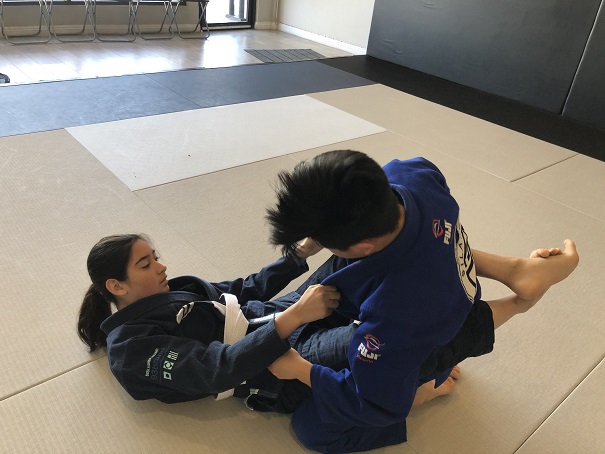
[77, 233, 457, 412]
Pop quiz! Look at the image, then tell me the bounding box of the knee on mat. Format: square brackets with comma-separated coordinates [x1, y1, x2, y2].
[291, 401, 341, 453]
[292, 409, 324, 450]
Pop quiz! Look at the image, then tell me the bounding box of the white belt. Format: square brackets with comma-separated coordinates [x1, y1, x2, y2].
[214, 293, 249, 401]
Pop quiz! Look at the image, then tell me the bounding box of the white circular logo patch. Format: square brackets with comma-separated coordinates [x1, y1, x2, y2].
[454, 220, 478, 302]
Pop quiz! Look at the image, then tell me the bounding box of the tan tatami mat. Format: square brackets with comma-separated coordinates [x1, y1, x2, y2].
[1, 84, 604, 452]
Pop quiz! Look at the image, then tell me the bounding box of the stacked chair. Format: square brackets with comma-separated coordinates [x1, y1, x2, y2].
[0, 0, 210, 44]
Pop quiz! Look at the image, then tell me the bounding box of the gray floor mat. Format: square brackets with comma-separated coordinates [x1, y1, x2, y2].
[0, 61, 374, 138]
[245, 49, 325, 63]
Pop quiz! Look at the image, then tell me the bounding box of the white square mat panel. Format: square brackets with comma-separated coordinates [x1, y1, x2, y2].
[67, 95, 385, 190]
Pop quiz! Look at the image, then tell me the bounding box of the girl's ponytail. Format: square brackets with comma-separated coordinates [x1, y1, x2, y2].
[78, 285, 112, 352]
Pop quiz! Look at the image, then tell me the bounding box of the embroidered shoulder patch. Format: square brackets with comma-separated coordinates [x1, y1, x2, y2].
[356, 334, 384, 364]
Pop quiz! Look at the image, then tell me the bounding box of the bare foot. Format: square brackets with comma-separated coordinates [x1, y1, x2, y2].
[530, 247, 563, 258]
[435, 365, 460, 395]
[509, 239, 579, 302]
[449, 364, 461, 380]
[411, 366, 460, 411]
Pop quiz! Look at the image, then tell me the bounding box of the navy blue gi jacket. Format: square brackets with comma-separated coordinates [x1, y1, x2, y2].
[100, 254, 309, 403]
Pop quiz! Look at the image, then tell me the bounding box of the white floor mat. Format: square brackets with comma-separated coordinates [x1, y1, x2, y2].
[67, 95, 385, 190]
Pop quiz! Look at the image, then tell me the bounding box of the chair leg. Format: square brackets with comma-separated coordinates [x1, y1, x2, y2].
[170, 0, 209, 40]
[1, 0, 52, 45]
[48, 0, 96, 43]
[132, 0, 173, 40]
[93, 0, 136, 42]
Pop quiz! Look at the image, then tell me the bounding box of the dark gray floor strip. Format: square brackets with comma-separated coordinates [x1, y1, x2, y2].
[0, 75, 198, 137]
[0, 61, 373, 138]
[146, 61, 374, 109]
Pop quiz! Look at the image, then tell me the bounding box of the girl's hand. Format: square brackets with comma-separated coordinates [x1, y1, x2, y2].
[293, 284, 340, 324]
[295, 237, 323, 260]
[274, 285, 339, 340]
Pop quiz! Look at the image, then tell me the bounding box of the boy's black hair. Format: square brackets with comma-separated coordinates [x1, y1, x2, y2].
[266, 150, 401, 253]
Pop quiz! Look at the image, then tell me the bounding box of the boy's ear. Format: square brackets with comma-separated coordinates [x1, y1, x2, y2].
[106, 279, 127, 297]
[354, 240, 375, 257]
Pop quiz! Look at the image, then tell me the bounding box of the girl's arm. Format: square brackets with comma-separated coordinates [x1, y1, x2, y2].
[109, 321, 291, 401]
[211, 238, 323, 303]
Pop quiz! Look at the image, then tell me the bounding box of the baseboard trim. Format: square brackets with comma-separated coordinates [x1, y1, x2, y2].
[277, 24, 366, 55]
[254, 21, 277, 30]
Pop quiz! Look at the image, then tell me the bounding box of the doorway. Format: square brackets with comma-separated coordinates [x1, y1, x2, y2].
[206, 0, 253, 27]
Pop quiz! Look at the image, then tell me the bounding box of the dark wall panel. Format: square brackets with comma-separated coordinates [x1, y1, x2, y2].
[563, 3, 605, 129]
[367, 0, 600, 113]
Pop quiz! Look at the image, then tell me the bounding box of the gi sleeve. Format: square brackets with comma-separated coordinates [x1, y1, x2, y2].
[210, 253, 308, 303]
[302, 309, 437, 429]
[107, 320, 290, 402]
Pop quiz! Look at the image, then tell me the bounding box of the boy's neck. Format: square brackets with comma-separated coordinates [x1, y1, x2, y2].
[370, 204, 406, 254]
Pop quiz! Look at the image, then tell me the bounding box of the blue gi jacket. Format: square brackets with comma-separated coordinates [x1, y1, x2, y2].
[293, 157, 482, 453]
[101, 254, 308, 403]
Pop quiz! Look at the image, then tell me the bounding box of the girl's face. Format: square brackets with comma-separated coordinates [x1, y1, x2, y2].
[119, 239, 169, 304]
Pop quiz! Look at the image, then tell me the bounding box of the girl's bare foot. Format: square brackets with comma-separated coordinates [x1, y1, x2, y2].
[509, 239, 579, 302]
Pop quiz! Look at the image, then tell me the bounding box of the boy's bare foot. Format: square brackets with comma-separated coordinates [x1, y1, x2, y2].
[434, 365, 460, 396]
[509, 239, 579, 303]
[449, 364, 461, 380]
[411, 366, 460, 411]
[530, 247, 563, 258]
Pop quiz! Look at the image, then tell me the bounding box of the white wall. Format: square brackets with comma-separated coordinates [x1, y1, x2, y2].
[276, 0, 374, 54]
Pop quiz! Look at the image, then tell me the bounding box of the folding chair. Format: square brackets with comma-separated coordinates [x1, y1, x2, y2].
[47, 0, 95, 42]
[91, 0, 136, 42]
[170, 0, 208, 39]
[131, 0, 173, 40]
[0, 0, 52, 44]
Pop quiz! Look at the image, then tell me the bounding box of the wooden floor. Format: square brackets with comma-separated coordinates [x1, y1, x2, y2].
[0, 28, 352, 85]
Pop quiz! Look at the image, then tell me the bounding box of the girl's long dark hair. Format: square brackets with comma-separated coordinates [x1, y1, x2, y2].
[77, 234, 148, 352]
